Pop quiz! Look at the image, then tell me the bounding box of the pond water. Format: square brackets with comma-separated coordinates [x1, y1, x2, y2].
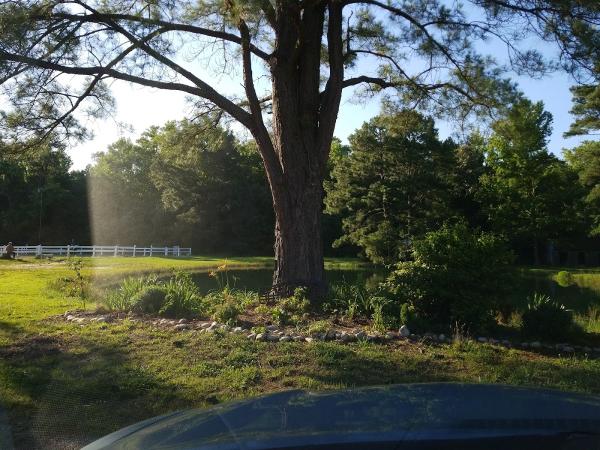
[191, 268, 600, 312]
[190, 268, 386, 295]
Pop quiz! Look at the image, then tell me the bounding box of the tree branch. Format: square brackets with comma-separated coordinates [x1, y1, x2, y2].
[45, 11, 271, 60]
[238, 17, 283, 184]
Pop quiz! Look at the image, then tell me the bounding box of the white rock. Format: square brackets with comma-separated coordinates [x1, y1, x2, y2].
[305, 337, 314, 343]
[267, 334, 280, 342]
[200, 322, 212, 329]
[255, 333, 265, 341]
[293, 335, 304, 342]
[385, 332, 395, 340]
[355, 331, 366, 339]
[438, 334, 446, 342]
[399, 325, 410, 337]
[66, 315, 74, 321]
[530, 341, 541, 349]
[174, 324, 189, 331]
[247, 333, 256, 340]
[233, 327, 244, 333]
[477, 337, 488, 343]
[178, 318, 188, 324]
[279, 336, 292, 342]
[96, 317, 107, 323]
[266, 325, 278, 331]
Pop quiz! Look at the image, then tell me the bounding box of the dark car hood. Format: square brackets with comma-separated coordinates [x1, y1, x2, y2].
[82, 383, 600, 450]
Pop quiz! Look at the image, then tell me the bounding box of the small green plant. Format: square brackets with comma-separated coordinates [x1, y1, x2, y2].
[208, 262, 234, 290]
[131, 286, 167, 314]
[307, 320, 330, 336]
[521, 293, 581, 341]
[254, 304, 271, 316]
[271, 287, 310, 326]
[212, 298, 242, 325]
[574, 306, 600, 334]
[369, 296, 389, 333]
[555, 270, 575, 287]
[49, 257, 91, 308]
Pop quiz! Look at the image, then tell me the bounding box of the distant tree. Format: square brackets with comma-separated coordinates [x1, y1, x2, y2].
[447, 133, 488, 229]
[89, 136, 168, 246]
[146, 120, 273, 254]
[479, 99, 584, 264]
[0, 140, 89, 244]
[2, 0, 599, 297]
[566, 63, 600, 137]
[90, 119, 273, 254]
[564, 140, 600, 235]
[325, 109, 456, 264]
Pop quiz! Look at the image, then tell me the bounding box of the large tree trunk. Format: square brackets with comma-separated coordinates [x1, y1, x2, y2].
[271, 179, 326, 299]
[242, 2, 342, 301]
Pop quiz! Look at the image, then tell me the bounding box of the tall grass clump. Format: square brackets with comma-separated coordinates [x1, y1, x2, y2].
[521, 293, 581, 341]
[104, 275, 158, 311]
[574, 305, 600, 334]
[160, 272, 205, 318]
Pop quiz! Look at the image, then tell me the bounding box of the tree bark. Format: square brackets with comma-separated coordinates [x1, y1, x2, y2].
[271, 179, 326, 298]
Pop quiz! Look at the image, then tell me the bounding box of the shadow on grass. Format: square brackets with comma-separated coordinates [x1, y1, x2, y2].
[1, 332, 194, 450]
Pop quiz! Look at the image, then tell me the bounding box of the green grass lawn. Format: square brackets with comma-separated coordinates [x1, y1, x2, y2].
[2, 258, 600, 449]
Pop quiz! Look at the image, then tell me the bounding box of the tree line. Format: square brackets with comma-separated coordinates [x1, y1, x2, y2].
[1, 98, 598, 264]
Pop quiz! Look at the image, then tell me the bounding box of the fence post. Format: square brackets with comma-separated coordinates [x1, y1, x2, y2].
[164, 246, 168, 256]
[66, 245, 70, 257]
[150, 245, 153, 256]
[177, 246, 180, 257]
[36, 245, 42, 257]
[133, 245, 136, 257]
[114, 245, 118, 257]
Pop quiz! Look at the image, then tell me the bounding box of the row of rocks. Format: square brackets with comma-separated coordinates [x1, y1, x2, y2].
[62, 313, 600, 356]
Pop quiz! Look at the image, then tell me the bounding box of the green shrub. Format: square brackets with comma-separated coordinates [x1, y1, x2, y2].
[386, 222, 515, 333]
[160, 272, 204, 318]
[211, 300, 242, 325]
[555, 270, 575, 287]
[521, 293, 580, 341]
[131, 286, 167, 314]
[271, 288, 310, 326]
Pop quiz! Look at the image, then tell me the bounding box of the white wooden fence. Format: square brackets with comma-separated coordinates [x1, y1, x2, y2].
[1, 245, 192, 257]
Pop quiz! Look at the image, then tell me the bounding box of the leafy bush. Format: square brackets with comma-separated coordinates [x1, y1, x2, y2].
[386, 222, 515, 332]
[131, 286, 167, 314]
[211, 299, 242, 325]
[555, 270, 575, 287]
[271, 287, 310, 326]
[160, 272, 204, 318]
[521, 293, 580, 341]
